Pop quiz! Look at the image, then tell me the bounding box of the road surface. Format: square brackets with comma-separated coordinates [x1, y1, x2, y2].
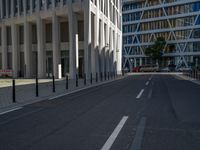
[0, 74, 200, 150]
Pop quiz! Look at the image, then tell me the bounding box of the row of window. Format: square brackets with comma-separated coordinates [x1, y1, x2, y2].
[123, 2, 200, 22]
[0, 21, 84, 45]
[123, 0, 199, 11]
[123, 29, 200, 44]
[123, 16, 200, 33]
[0, 0, 73, 19]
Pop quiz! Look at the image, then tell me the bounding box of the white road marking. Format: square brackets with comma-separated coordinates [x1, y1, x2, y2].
[101, 116, 128, 150]
[145, 81, 149, 86]
[130, 117, 146, 150]
[136, 89, 145, 99]
[0, 107, 22, 115]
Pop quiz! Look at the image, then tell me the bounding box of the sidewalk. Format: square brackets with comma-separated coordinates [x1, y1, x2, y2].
[0, 75, 124, 111]
[176, 74, 200, 86]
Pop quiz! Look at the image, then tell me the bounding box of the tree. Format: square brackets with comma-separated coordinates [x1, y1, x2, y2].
[145, 37, 166, 65]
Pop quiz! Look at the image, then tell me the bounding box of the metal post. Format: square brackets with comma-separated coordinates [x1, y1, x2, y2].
[104, 72, 106, 81]
[66, 75, 68, 90]
[96, 72, 98, 82]
[76, 74, 78, 87]
[90, 73, 93, 84]
[36, 76, 39, 97]
[52, 75, 55, 92]
[101, 72, 103, 82]
[12, 79, 16, 103]
[108, 72, 110, 80]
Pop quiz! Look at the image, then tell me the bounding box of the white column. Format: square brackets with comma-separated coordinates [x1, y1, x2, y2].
[94, 1, 100, 75]
[105, 24, 110, 73]
[37, 17, 46, 78]
[113, 30, 117, 72]
[6, 0, 8, 18]
[68, 1, 78, 79]
[1, 23, 8, 70]
[117, 33, 122, 74]
[24, 20, 32, 78]
[93, 17, 99, 74]
[11, 23, 19, 77]
[17, 0, 20, 16]
[84, 0, 92, 79]
[100, 20, 105, 75]
[0, 0, 3, 19]
[109, 28, 114, 73]
[52, 13, 61, 78]
[11, 0, 14, 17]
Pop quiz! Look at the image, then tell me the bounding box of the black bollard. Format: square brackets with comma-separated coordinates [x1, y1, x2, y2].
[96, 72, 98, 83]
[90, 73, 93, 84]
[84, 73, 86, 85]
[76, 74, 78, 87]
[52, 75, 55, 92]
[66, 75, 68, 90]
[101, 72, 103, 82]
[108, 72, 110, 80]
[36, 76, 39, 97]
[12, 79, 16, 103]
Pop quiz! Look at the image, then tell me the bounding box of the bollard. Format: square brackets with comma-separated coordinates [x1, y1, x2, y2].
[66, 75, 68, 90]
[84, 73, 86, 85]
[90, 73, 93, 84]
[36, 76, 39, 97]
[101, 72, 103, 82]
[104, 72, 106, 81]
[12, 79, 16, 103]
[76, 74, 78, 87]
[52, 75, 55, 92]
[96, 72, 98, 83]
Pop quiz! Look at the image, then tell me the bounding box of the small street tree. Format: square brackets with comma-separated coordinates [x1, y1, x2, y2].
[145, 37, 166, 65]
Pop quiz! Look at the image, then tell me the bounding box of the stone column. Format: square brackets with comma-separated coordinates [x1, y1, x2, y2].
[0, 0, 3, 19]
[100, 20, 105, 76]
[37, 17, 46, 78]
[84, 0, 92, 79]
[1, 23, 8, 70]
[11, 23, 19, 77]
[68, 1, 78, 79]
[24, 20, 32, 78]
[52, 13, 61, 78]
[92, 12, 100, 74]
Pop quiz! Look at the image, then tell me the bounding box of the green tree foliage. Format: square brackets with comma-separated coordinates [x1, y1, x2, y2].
[145, 37, 166, 61]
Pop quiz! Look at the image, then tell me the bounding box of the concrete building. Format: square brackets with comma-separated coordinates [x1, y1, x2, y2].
[0, 0, 122, 79]
[122, 0, 200, 71]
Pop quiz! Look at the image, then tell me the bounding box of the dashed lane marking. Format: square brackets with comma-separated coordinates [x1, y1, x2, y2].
[101, 116, 129, 150]
[136, 89, 145, 99]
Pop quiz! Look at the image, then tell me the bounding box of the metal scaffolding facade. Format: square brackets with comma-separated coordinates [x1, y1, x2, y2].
[122, 0, 200, 71]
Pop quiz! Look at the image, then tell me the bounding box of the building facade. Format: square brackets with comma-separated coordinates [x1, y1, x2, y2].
[0, 0, 122, 79]
[123, 0, 200, 71]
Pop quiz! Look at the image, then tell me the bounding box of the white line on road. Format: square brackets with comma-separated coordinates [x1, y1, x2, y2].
[130, 117, 146, 150]
[136, 89, 145, 99]
[101, 116, 129, 150]
[0, 107, 22, 115]
[145, 81, 149, 86]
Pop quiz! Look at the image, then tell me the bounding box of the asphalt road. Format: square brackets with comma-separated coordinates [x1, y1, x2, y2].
[0, 74, 200, 150]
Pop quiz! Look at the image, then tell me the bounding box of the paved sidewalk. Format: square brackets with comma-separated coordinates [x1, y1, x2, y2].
[175, 74, 200, 85]
[0, 75, 124, 111]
